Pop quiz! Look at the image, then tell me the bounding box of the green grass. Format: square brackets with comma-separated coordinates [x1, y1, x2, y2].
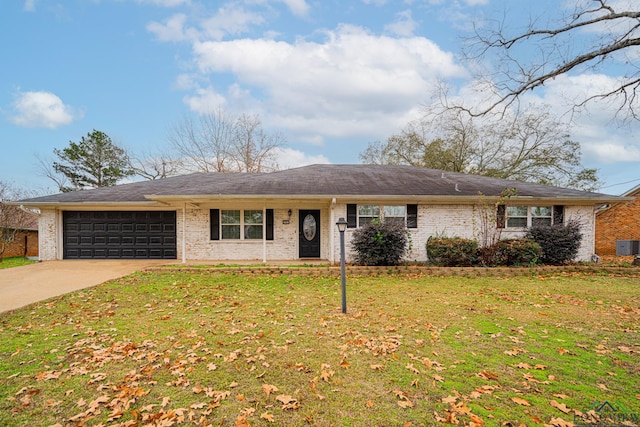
[0, 272, 638, 426]
[0, 257, 36, 269]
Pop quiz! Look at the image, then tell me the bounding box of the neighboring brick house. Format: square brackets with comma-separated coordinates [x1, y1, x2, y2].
[1, 209, 39, 258]
[15, 164, 627, 264]
[595, 184, 640, 256]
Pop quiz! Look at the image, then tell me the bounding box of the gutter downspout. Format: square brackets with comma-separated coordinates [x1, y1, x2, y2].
[182, 203, 187, 264]
[263, 204, 267, 264]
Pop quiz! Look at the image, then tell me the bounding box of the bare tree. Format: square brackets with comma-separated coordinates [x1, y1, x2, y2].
[361, 105, 602, 191]
[459, 1, 640, 121]
[128, 148, 184, 180]
[0, 182, 37, 261]
[167, 108, 284, 173]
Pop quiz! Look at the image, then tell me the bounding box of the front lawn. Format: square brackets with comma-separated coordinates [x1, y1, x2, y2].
[0, 271, 638, 426]
[0, 257, 36, 270]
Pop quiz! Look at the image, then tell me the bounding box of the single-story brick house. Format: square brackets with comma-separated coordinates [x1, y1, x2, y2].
[595, 183, 640, 256]
[16, 165, 628, 264]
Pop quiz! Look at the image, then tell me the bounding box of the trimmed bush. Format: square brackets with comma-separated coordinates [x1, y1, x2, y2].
[351, 220, 409, 266]
[493, 238, 542, 266]
[525, 219, 583, 265]
[426, 236, 478, 266]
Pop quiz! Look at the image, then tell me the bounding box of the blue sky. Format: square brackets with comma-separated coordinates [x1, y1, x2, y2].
[1, 0, 639, 195]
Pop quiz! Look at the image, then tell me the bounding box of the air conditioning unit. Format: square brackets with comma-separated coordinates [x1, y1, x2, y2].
[616, 240, 640, 256]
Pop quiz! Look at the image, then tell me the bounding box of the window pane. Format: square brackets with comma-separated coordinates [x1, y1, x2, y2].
[222, 225, 240, 239]
[384, 205, 405, 217]
[385, 217, 405, 225]
[221, 210, 240, 224]
[358, 205, 380, 216]
[359, 217, 374, 226]
[244, 225, 263, 239]
[531, 206, 552, 217]
[532, 217, 552, 227]
[506, 206, 528, 217]
[506, 218, 528, 228]
[244, 210, 263, 224]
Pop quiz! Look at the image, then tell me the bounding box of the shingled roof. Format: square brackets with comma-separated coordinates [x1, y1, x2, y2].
[18, 164, 625, 206]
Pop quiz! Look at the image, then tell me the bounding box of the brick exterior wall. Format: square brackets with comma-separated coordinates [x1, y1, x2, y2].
[1, 229, 38, 258]
[595, 192, 640, 256]
[37, 203, 597, 262]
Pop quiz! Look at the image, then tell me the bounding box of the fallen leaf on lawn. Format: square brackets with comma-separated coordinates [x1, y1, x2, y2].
[469, 413, 484, 426]
[236, 394, 245, 401]
[207, 363, 217, 371]
[276, 394, 300, 410]
[262, 384, 278, 397]
[433, 374, 444, 383]
[406, 363, 420, 375]
[260, 412, 275, 422]
[597, 383, 609, 391]
[442, 395, 457, 404]
[370, 364, 384, 371]
[550, 400, 571, 414]
[478, 371, 499, 380]
[511, 397, 530, 406]
[547, 417, 573, 427]
[516, 363, 532, 369]
[397, 399, 414, 408]
[366, 400, 373, 408]
[235, 414, 250, 427]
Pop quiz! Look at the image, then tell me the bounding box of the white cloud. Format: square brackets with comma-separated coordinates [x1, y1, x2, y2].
[148, 5, 264, 42]
[9, 90, 79, 129]
[185, 25, 465, 142]
[182, 87, 228, 113]
[277, 0, 310, 17]
[384, 10, 418, 37]
[274, 147, 330, 169]
[23, 0, 36, 12]
[147, 13, 193, 41]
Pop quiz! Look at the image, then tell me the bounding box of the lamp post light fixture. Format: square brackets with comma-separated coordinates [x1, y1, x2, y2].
[336, 217, 348, 314]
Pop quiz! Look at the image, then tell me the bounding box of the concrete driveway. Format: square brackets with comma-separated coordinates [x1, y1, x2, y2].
[0, 260, 170, 313]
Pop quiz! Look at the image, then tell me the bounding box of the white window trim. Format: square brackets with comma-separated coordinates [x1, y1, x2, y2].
[357, 204, 407, 227]
[505, 205, 553, 228]
[220, 209, 264, 240]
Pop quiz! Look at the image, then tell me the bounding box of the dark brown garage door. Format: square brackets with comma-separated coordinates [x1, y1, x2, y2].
[63, 211, 177, 259]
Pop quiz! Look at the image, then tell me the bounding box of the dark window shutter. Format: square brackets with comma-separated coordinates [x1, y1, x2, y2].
[553, 205, 564, 224]
[496, 205, 506, 228]
[210, 209, 220, 240]
[266, 209, 274, 240]
[347, 204, 357, 228]
[406, 204, 418, 228]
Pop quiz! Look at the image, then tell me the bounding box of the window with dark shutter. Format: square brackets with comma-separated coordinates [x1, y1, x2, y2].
[266, 209, 274, 240]
[406, 204, 418, 228]
[210, 209, 220, 240]
[347, 204, 357, 228]
[553, 205, 564, 224]
[496, 205, 506, 228]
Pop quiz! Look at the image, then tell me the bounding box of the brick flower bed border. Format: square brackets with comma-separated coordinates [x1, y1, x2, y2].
[147, 264, 640, 278]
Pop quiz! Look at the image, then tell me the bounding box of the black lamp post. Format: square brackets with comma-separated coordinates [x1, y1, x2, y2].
[336, 217, 348, 314]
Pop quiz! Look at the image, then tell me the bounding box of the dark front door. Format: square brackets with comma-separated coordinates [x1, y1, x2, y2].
[299, 210, 320, 258]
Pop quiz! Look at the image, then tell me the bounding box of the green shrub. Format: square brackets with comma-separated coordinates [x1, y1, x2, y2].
[426, 236, 478, 266]
[493, 238, 542, 266]
[525, 219, 583, 265]
[350, 220, 409, 266]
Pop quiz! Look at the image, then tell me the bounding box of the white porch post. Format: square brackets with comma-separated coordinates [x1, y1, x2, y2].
[330, 198, 336, 264]
[262, 205, 267, 263]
